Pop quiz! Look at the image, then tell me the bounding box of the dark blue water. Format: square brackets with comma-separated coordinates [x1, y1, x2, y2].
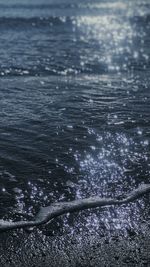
[0, 0, 150, 236]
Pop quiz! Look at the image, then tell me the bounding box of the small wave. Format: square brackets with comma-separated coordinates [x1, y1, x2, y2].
[0, 64, 111, 78]
[1, 61, 149, 77]
[0, 3, 79, 10]
[0, 16, 74, 28]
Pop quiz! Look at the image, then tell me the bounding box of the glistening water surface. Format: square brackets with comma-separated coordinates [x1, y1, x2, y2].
[0, 0, 150, 237]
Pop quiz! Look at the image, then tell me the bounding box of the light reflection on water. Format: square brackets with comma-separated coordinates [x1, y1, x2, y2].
[0, 0, 150, 237]
[1, 72, 150, 236]
[76, 11, 149, 74]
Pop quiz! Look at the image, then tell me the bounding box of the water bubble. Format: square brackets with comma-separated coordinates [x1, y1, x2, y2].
[143, 140, 149, 146]
[137, 129, 143, 135]
[133, 51, 139, 59]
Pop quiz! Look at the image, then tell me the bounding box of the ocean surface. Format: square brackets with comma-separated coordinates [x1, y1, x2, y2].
[0, 0, 150, 237]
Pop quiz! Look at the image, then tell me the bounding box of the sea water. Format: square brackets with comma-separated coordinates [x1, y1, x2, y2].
[0, 0, 149, 236]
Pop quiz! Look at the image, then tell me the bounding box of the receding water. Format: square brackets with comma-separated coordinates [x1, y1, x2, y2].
[0, 0, 150, 237]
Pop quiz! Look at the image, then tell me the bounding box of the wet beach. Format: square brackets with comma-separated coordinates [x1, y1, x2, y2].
[0, 0, 150, 265]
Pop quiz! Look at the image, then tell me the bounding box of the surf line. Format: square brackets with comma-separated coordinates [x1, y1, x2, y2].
[0, 184, 150, 232]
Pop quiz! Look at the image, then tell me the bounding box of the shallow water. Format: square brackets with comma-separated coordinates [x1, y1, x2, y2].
[0, 0, 150, 237]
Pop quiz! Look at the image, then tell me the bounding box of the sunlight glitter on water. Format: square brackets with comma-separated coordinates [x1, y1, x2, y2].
[72, 130, 150, 200]
[0, 0, 149, 238]
[74, 6, 150, 74]
[76, 14, 134, 72]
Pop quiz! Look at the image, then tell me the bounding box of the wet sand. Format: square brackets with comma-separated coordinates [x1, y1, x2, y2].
[0, 222, 150, 267]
